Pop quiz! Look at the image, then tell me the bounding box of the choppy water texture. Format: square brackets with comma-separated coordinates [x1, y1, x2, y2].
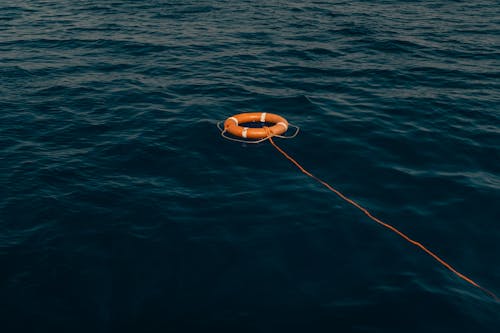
[1, 1, 499, 332]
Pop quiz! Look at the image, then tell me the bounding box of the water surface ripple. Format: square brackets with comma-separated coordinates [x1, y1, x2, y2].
[1, 1, 499, 332]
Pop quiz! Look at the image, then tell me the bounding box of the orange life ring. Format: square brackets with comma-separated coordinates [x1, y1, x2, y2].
[223, 112, 288, 139]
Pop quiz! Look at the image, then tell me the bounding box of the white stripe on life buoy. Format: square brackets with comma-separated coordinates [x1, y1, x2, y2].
[260, 112, 267, 122]
[242, 127, 249, 138]
[229, 117, 238, 125]
[276, 122, 288, 131]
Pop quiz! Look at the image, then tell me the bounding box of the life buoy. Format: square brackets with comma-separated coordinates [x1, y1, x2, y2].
[223, 112, 288, 139]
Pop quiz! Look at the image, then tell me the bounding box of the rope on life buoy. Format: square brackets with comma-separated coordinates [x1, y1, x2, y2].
[218, 112, 498, 301]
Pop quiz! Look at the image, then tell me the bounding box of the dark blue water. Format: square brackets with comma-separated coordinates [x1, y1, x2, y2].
[1, 1, 499, 331]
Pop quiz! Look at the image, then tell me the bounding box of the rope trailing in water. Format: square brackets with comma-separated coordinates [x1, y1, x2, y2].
[268, 135, 498, 301]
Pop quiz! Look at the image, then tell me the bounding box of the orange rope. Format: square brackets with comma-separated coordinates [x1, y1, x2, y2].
[268, 137, 498, 301]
